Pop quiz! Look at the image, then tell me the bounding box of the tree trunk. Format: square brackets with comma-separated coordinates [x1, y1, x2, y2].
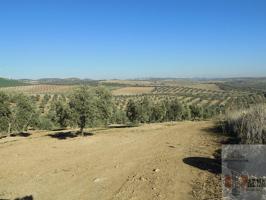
[79, 115, 85, 136]
[8, 122, 12, 136]
[80, 126, 84, 136]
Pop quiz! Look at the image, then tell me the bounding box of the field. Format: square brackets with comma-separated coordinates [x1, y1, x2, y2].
[112, 86, 154, 95]
[113, 85, 265, 111]
[0, 78, 265, 199]
[100, 79, 155, 86]
[0, 85, 76, 94]
[0, 121, 220, 200]
[1, 81, 265, 118]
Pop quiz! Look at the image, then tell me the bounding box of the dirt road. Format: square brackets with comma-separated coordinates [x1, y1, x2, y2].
[0, 121, 220, 200]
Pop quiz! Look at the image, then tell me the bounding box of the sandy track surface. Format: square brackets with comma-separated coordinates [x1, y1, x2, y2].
[0, 121, 219, 200]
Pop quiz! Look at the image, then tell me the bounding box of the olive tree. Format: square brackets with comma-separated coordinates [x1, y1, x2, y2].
[95, 86, 113, 126]
[150, 102, 166, 122]
[0, 92, 11, 135]
[126, 99, 140, 123]
[53, 100, 71, 129]
[11, 93, 38, 133]
[69, 86, 97, 135]
[138, 97, 153, 123]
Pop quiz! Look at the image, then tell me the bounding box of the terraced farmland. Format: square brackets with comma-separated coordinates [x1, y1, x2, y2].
[112, 86, 154, 95]
[113, 86, 266, 112]
[1, 84, 265, 117]
[0, 84, 76, 94]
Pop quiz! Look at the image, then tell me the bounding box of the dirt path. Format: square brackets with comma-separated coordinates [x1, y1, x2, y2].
[0, 121, 220, 200]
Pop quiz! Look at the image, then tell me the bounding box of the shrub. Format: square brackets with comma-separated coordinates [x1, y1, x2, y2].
[164, 99, 185, 121]
[53, 100, 71, 128]
[126, 99, 140, 123]
[37, 116, 55, 130]
[190, 105, 203, 120]
[138, 97, 153, 123]
[111, 108, 128, 124]
[0, 92, 11, 135]
[150, 102, 166, 122]
[183, 105, 191, 120]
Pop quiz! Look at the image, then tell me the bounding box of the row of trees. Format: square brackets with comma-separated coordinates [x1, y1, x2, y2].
[0, 86, 223, 136]
[0, 86, 113, 136]
[43, 86, 114, 135]
[125, 97, 222, 124]
[0, 92, 38, 135]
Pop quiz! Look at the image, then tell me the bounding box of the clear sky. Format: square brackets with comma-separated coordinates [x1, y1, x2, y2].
[0, 0, 266, 79]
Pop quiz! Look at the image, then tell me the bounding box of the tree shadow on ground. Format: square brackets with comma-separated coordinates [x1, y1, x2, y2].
[183, 157, 221, 174]
[51, 128, 67, 131]
[47, 131, 93, 140]
[108, 124, 138, 128]
[201, 125, 240, 144]
[201, 125, 226, 136]
[220, 137, 240, 144]
[14, 195, 33, 200]
[10, 132, 31, 137]
[168, 145, 176, 148]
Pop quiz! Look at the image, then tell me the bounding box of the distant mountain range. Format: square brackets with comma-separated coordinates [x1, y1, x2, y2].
[1, 77, 266, 91]
[19, 78, 98, 85]
[0, 77, 99, 87]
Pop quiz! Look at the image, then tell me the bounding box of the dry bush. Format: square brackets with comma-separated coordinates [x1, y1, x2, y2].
[223, 104, 266, 144]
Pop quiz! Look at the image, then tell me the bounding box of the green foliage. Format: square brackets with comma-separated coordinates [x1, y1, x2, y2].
[126, 99, 140, 123]
[68, 86, 114, 133]
[43, 94, 51, 103]
[11, 94, 38, 132]
[126, 97, 190, 124]
[69, 86, 97, 134]
[202, 106, 222, 119]
[150, 102, 166, 122]
[0, 77, 28, 87]
[189, 105, 203, 120]
[95, 86, 113, 126]
[183, 105, 191, 120]
[3, 83, 252, 137]
[0, 92, 39, 134]
[37, 116, 55, 130]
[52, 101, 71, 128]
[166, 99, 185, 121]
[0, 92, 11, 134]
[111, 107, 128, 124]
[138, 97, 153, 123]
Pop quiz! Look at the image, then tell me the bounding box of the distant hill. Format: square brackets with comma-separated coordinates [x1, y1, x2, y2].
[0, 77, 28, 87]
[17, 78, 99, 85]
[36, 78, 98, 85]
[216, 77, 266, 93]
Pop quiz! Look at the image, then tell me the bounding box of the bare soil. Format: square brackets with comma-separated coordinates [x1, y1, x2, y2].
[0, 121, 221, 200]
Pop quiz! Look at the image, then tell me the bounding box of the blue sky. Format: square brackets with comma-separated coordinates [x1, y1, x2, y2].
[0, 0, 266, 79]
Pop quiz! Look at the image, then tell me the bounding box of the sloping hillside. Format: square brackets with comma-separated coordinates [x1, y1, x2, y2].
[0, 77, 28, 87]
[0, 121, 221, 200]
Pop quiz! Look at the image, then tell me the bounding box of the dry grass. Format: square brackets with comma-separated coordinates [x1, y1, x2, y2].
[101, 80, 154, 86]
[0, 85, 76, 94]
[188, 83, 222, 91]
[223, 104, 266, 144]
